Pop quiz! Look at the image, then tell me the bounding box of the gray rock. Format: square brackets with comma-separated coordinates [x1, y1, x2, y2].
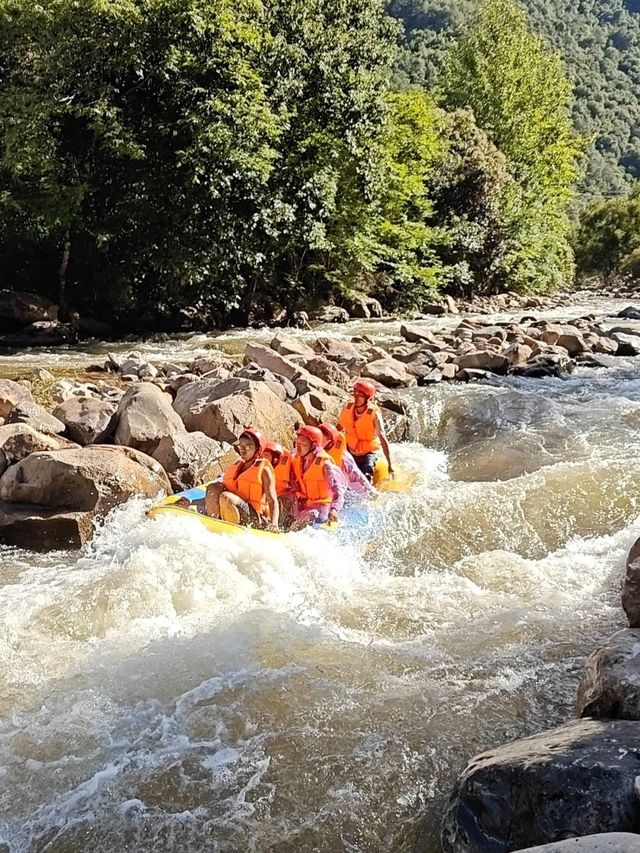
[442, 719, 640, 853]
[400, 323, 441, 345]
[577, 629, 640, 720]
[7, 401, 66, 435]
[514, 834, 640, 852]
[362, 357, 417, 388]
[270, 332, 315, 359]
[618, 306, 640, 321]
[53, 397, 117, 446]
[152, 432, 238, 491]
[454, 350, 509, 373]
[622, 537, 640, 628]
[115, 383, 185, 456]
[0, 379, 34, 419]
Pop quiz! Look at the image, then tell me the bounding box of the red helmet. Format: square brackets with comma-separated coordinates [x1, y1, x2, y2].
[353, 379, 376, 399]
[318, 423, 340, 448]
[296, 425, 323, 447]
[238, 427, 266, 455]
[263, 440, 284, 461]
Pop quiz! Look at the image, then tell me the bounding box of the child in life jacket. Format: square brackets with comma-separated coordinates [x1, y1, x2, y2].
[337, 379, 393, 481]
[289, 426, 345, 529]
[263, 440, 296, 529]
[317, 423, 374, 497]
[205, 427, 279, 530]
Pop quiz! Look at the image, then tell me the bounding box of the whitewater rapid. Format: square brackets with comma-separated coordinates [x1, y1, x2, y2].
[1, 319, 640, 851]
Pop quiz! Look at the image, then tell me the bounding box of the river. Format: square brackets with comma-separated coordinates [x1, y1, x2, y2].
[0, 296, 639, 852]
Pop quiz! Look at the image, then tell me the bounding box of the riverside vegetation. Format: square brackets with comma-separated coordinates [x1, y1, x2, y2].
[0, 0, 586, 332]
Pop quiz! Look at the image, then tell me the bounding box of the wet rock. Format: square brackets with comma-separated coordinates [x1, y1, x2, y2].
[7, 401, 66, 435]
[362, 358, 417, 388]
[0, 423, 76, 461]
[0, 320, 78, 346]
[618, 306, 640, 321]
[115, 383, 185, 456]
[454, 350, 509, 373]
[53, 397, 117, 446]
[441, 363, 459, 380]
[0, 289, 58, 329]
[456, 368, 492, 382]
[577, 629, 640, 720]
[555, 332, 590, 356]
[503, 342, 534, 367]
[611, 332, 640, 356]
[174, 377, 298, 445]
[511, 354, 571, 378]
[442, 719, 640, 853]
[303, 357, 352, 392]
[0, 379, 34, 419]
[152, 432, 238, 491]
[513, 834, 640, 852]
[270, 332, 315, 359]
[0, 446, 169, 550]
[622, 537, 640, 628]
[313, 305, 350, 323]
[594, 336, 619, 355]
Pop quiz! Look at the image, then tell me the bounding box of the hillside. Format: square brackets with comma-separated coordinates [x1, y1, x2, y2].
[390, 0, 640, 198]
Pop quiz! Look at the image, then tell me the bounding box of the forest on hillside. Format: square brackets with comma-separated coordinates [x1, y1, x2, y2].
[0, 0, 610, 329]
[390, 0, 640, 200]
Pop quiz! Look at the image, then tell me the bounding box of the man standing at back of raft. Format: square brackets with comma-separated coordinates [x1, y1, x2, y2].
[338, 380, 393, 481]
[205, 428, 279, 530]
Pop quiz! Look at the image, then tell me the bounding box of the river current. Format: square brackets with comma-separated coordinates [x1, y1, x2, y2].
[0, 297, 639, 852]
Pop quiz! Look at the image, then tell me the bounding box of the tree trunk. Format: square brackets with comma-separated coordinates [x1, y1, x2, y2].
[58, 230, 71, 321]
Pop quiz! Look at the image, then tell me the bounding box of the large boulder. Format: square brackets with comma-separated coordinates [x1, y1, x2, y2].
[400, 324, 442, 345]
[115, 382, 185, 456]
[313, 337, 365, 365]
[442, 719, 640, 853]
[303, 356, 352, 391]
[362, 358, 417, 388]
[270, 332, 315, 359]
[0, 423, 76, 462]
[174, 378, 299, 445]
[611, 332, 640, 356]
[0, 379, 34, 419]
[313, 305, 350, 323]
[454, 350, 510, 373]
[514, 835, 640, 852]
[577, 629, 640, 720]
[0, 289, 58, 330]
[53, 397, 117, 445]
[622, 537, 640, 627]
[0, 446, 169, 550]
[152, 432, 238, 491]
[7, 401, 66, 435]
[244, 342, 302, 381]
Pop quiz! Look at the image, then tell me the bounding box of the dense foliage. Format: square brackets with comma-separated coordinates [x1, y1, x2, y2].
[390, 0, 640, 200]
[575, 185, 640, 280]
[0, 0, 583, 326]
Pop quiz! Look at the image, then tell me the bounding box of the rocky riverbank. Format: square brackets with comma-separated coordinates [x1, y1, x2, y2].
[0, 291, 639, 551]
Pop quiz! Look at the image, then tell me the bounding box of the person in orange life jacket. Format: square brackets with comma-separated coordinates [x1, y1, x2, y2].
[289, 425, 345, 529]
[337, 379, 393, 481]
[205, 428, 279, 530]
[318, 423, 374, 497]
[263, 440, 296, 529]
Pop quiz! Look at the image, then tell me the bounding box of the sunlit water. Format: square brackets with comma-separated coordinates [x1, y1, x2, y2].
[0, 296, 639, 852]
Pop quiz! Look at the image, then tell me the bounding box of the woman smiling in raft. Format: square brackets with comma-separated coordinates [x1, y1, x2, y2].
[289, 425, 345, 530]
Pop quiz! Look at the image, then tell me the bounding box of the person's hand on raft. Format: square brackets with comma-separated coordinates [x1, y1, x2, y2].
[328, 509, 339, 523]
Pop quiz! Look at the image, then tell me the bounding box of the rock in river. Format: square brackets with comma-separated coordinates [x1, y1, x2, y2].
[622, 536, 640, 628]
[514, 834, 640, 852]
[442, 719, 640, 853]
[577, 629, 640, 720]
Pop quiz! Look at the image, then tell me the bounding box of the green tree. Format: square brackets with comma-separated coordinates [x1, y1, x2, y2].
[0, 0, 281, 322]
[574, 184, 640, 279]
[440, 0, 583, 292]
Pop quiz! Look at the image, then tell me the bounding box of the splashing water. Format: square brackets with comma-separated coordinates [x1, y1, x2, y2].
[1, 326, 640, 850]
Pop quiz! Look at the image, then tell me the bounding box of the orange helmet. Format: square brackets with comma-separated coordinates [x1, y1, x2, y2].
[238, 427, 266, 455]
[353, 379, 376, 399]
[263, 440, 284, 461]
[296, 425, 323, 447]
[318, 423, 341, 448]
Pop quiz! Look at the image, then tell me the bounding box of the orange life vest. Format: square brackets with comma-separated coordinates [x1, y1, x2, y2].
[338, 402, 381, 455]
[222, 458, 272, 518]
[291, 450, 332, 508]
[273, 449, 292, 496]
[326, 432, 347, 468]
